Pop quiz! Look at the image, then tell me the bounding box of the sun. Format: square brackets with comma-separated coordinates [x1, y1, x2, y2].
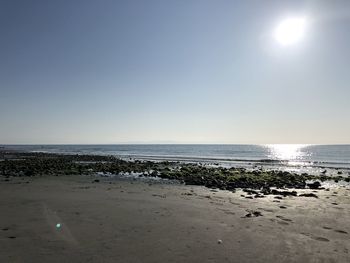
[274, 17, 307, 46]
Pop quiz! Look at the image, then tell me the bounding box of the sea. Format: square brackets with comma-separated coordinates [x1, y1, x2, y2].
[2, 144, 350, 177]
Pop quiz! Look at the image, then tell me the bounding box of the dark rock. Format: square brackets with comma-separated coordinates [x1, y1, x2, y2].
[299, 193, 318, 198]
[334, 230, 348, 234]
[260, 186, 271, 195]
[271, 189, 297, 197]
[244, 210, 262, 218]
[307, 181, 321, 189]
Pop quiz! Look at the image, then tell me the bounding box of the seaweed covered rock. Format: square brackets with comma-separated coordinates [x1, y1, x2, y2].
[0, 150, 344, 193]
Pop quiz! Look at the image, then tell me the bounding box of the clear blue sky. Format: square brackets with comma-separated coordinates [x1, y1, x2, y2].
[1, 0, 350, 144]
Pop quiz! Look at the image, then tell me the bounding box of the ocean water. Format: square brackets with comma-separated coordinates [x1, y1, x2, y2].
[2, 144, 350, 176]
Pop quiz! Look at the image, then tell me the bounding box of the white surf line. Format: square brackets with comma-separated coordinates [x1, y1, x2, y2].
[42, 203, 79, 247]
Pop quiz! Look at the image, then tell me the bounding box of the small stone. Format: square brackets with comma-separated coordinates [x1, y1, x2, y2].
[244, 210, 262, 218]
[299, 193, 318, 198]
[217, 239, 223, 244]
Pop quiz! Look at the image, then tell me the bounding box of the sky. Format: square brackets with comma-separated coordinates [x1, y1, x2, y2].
[1, 0, 350, 144]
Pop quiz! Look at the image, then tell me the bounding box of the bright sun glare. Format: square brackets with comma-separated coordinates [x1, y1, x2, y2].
[266, 144, 309, 161]
[274, 17, 307, 46]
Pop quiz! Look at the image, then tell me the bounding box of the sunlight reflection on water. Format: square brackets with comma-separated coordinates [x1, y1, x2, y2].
[265, 144, 310, 161]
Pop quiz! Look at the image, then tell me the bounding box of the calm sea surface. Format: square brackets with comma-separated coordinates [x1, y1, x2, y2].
[2, 144, 350, 176]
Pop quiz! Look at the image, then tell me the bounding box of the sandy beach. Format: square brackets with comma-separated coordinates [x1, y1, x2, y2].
[2, 0, 350, 262]
[0, 175, 349, 263]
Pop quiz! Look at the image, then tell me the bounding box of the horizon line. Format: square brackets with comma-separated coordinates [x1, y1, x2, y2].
[1, 143, 350, 146]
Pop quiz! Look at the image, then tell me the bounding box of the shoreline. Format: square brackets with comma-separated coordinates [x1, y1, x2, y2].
[1, 150, 350, 195]
[2, 145, 350, 174]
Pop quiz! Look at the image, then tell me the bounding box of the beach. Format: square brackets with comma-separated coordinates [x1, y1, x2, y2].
[3, 0, 350, 261]
[1, 175, 349, 262]
[2, 0, 349, 261]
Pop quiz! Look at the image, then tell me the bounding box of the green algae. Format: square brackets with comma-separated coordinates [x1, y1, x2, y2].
[1, 151, 348, 192]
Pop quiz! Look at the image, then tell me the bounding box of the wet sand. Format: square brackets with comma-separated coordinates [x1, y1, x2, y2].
[0, 175, 349, 262]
